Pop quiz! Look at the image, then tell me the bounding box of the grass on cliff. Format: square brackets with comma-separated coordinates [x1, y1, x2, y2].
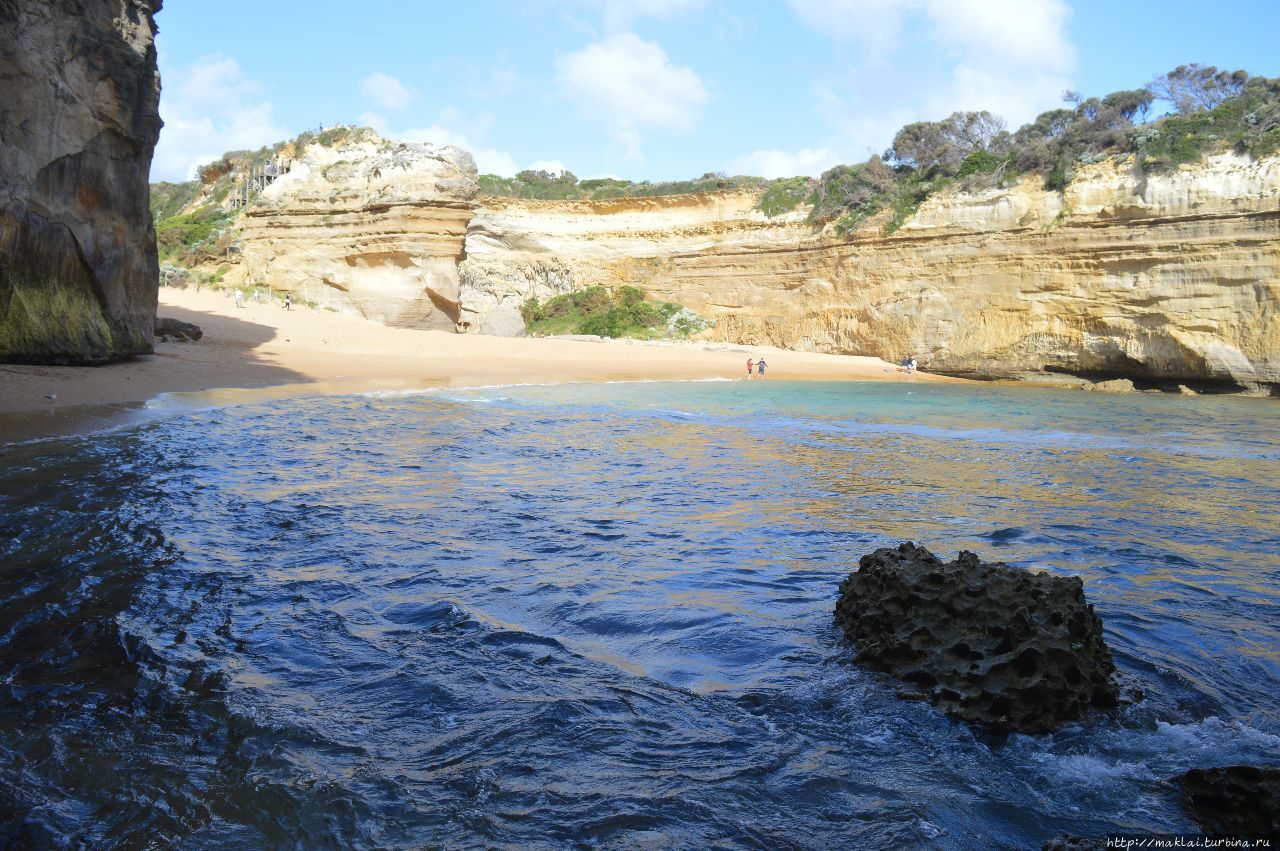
[521, 286, 708, 339]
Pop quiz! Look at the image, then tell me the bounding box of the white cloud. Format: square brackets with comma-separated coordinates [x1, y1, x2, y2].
[572, 0, 705, 31]
[788, 0, 913, 56]
[153, 54, 288, 182]
[924, 0, 1074, 74]
[360, 72, 415, 111]
[556, 33, 709, 158]
[728, 147, 839, 178]
[924, 0, 1074, 125]
[787, 0, 1076, 162]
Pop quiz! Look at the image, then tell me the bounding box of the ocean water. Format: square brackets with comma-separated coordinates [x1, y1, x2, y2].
[1, 379, 1277, 849]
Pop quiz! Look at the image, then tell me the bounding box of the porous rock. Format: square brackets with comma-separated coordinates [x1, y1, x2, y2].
[1173, 765, 1280, 837]
[834, 542, 1119, 733]
[155, 317, 202, 341]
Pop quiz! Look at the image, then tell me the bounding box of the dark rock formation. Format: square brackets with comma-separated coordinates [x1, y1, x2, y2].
[834, 542, 1119, 733]
[1041, 838, 1106, 851]
[1174, 765, 1280, 837]
[155, 317, 202, 341]
[1, 0, 164, 364]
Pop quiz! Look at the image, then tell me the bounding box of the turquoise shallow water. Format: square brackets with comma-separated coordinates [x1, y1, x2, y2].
[1, 379, 1277, 848]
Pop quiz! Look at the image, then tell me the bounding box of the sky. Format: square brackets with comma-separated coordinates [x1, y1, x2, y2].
[151, 0, 1280, 183]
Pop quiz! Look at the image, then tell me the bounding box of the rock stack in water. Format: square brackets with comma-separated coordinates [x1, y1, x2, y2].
[1, 0, 164, 363]
[835, 542, 1119, 733]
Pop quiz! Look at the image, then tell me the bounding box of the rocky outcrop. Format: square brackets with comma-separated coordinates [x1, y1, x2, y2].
[0, 0, 164, 363]
[834, 543, 1119, 733]
[236, 133, 478, 330]
[460, 155, 1279, 392]
[1174, 765, 1280, 837]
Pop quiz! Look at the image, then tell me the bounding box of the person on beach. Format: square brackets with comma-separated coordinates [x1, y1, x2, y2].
[234, 289, 243, 309]
[756, 358, 767, 379]
[746, 358, 754, 379]
[284, 293, 292, 311]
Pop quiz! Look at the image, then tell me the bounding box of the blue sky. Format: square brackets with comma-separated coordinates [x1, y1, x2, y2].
[152, 0, 1280, 183]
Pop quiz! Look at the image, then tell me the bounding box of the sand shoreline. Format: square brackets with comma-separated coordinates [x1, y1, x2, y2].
[0, 287, 958, 442]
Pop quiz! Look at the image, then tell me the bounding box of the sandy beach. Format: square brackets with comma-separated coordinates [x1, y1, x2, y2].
[0, 286, 959, 433]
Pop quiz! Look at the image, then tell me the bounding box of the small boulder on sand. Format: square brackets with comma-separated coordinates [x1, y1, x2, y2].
[155, 317, 203, 342]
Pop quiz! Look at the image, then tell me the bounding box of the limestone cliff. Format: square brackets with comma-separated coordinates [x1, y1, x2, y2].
[237, 134, 478, 329]
[0, 0, 164, 363]
[461, 155, 1279, 392]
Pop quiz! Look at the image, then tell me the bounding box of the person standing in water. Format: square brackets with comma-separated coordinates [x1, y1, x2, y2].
[746, 358, 754, 379]
[756, 358, 767, 379]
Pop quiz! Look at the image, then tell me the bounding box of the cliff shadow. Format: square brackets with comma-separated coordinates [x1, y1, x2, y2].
[0, 297, 314, 441]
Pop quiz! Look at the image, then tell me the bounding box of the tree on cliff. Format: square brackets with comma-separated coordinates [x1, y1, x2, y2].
[885, 111, 1009, 175]
[1147, 64, 1250, 114]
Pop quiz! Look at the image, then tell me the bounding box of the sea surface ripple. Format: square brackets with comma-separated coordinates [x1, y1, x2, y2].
[1, 380, 1277, 848]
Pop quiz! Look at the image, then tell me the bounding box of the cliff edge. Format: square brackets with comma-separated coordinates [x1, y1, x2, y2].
[0, 0, 164, 364]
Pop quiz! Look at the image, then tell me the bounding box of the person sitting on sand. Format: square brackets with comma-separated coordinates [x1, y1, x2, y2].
[756, 358, 767, 379]
[746, 358, 754, 379]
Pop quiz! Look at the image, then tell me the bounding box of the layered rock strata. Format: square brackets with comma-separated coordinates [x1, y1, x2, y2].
[834, 542, 1119, 733]
[0, 0, 164, 363]
[461, 155, 1279, 392]
[237, 136, 478, 329]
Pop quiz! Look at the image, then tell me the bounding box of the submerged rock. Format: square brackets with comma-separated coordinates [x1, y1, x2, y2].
[834, 542, 1119, 733]
[1041, 838, 1107, 851]
[1173, 765, 1280, 837]
[155, 317, 202, 342]
[1085, 378, 1136, 393]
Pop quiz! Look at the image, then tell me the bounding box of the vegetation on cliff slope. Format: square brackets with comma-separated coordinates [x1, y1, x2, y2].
[521, 286, 709, 339]
[478, 170, 795, 203]
[150, 126, 382, 274]
[808, 64, 1280, 235]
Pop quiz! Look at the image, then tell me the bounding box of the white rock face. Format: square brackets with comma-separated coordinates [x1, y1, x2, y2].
[238, 134, 478, 329]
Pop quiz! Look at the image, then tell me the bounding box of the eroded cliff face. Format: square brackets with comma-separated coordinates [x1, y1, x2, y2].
[461, 155, 1279, 391]
[0, 0, 164, 363]
[237, 136, 478, 329]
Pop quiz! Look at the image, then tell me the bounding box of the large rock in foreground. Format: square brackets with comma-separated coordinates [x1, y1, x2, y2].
[835, 543, 1119, 733]
[1, 0, 163, 363]
[1174, 765, 1280, 837]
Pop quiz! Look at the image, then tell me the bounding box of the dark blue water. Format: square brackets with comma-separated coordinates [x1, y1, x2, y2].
[2, 380, 1277, 848]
